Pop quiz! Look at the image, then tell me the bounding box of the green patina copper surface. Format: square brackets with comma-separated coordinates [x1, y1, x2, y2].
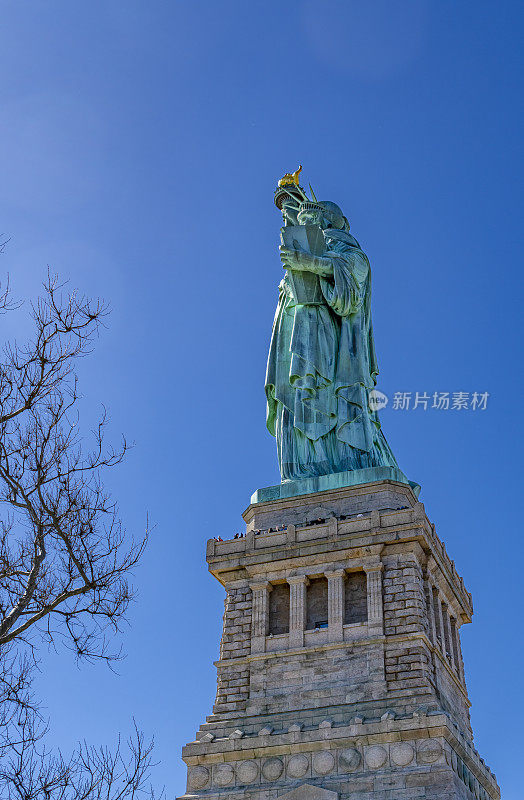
[251, 467, 420, 505]
[264, 175, 417, 496]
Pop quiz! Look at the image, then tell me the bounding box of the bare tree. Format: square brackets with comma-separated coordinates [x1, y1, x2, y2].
[0, 272, 159, 798]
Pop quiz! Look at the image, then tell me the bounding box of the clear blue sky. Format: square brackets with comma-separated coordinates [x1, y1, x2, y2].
[0, 1, 522, 797]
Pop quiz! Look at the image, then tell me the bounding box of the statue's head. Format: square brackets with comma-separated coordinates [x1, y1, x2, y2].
[297, 200, 350, 232]
[274, 169, 350, 232]
[319, 201, 349, 231]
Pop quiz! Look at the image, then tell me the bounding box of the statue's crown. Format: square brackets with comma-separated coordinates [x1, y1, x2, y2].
[298, 200, 323, 215]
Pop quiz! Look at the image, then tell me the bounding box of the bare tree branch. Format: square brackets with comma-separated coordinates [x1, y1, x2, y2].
[0, 273, 161, 799]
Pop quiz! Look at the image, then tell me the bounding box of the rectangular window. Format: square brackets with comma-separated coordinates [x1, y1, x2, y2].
[344, 572, 367, 624]
[306, 577, 328, 630]
[268, 582, 290, 635]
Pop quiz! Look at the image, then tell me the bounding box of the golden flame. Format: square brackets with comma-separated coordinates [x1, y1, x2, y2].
[278, 165, 302, 188]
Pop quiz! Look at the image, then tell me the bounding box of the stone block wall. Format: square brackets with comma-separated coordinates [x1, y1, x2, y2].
[214, 581, 251, 714]
[247, 645, 373, 717]
[382, 550, 428, 639]
[382, 549, 434, 700]
[433, 654, 472, 736]
[218, 582, 251, 661]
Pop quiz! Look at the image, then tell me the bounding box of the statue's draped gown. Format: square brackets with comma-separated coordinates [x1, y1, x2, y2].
[265, 227, 398, 481]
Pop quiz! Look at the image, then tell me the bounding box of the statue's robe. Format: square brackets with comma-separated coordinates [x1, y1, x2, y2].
[265, 227, 398, 481]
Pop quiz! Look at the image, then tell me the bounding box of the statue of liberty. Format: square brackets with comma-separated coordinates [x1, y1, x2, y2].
[265, 168, 400, 482]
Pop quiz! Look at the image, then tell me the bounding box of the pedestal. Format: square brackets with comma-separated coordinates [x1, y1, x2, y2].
[180, 479, 500, 800]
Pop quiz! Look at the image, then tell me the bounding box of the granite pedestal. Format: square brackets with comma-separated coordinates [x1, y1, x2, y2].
[179, 480, 499, 800]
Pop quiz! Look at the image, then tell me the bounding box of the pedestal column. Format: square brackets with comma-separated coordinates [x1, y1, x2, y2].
[325, 569, 345, 642]
[250, 581, 272, 654]
[364, 564, 384, 633]
[443, 603, 456, 670]
[435, 589, 446, 652]
[426, 579, 438, 646]
[288, 575, 308, 648]
[451, 618, 466, 683]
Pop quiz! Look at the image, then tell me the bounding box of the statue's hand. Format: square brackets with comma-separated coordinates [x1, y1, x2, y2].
[279, 245, 333, 276]
[280, 245, 315, 269]
[280, 245, 300, 268]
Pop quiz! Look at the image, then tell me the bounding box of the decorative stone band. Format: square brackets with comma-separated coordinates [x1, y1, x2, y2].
[186, 740, 429, 790]
[185, 736, 497, 800]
